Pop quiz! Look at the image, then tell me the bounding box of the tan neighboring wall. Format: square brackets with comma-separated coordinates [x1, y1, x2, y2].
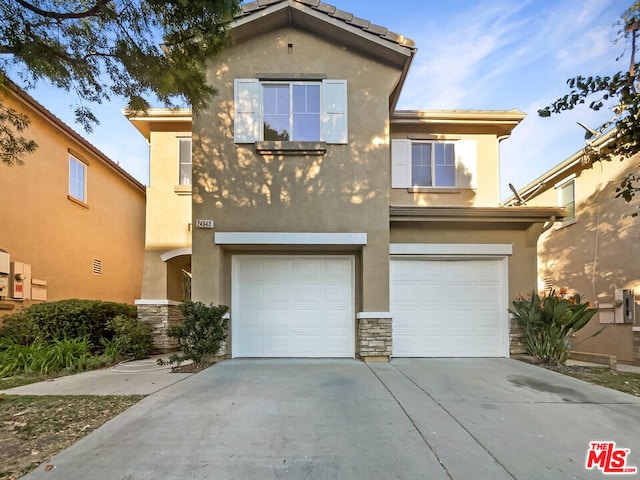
[0, 87, 145, 315]
[522, 148, 640, 363]
[127, 111, 193, 302]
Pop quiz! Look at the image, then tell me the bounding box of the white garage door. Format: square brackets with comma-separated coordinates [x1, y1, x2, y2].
[391, 258, 507, 357]
[232, 256, 354, 358]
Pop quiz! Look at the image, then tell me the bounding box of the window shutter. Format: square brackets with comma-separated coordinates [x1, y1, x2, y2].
[391, 139, 412, 188]
[234, 79, 262, 143]
[455, 140, 477, 189]
[321, 80, 348, 144]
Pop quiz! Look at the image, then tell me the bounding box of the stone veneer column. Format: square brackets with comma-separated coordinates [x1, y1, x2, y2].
[136, 302, 181, 353]
[509, 314, 527, 356]
[633, 327, 640, 366]
[357, 313, 392, 362]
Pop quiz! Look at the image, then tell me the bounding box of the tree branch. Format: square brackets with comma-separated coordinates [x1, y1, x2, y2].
[13, 0, 111, 20]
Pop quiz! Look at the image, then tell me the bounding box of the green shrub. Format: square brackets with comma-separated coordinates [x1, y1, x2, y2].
[0, 311, 38, 344]
[510, 289, 598, 365]
[107, 314, 153, 360]
[159, 301, 228, 366]
[0, 299, 136, 348]
[0, 337, 92, 375]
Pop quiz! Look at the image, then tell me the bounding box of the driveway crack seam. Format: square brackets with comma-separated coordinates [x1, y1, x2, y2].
[389, 363, 517, 480]
[367, 364, 453, 480]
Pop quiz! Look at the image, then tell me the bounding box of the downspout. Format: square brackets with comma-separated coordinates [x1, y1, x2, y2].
[540, 216, 556, 234]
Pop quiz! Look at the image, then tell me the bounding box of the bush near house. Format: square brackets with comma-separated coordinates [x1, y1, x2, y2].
[158, 301, 229, 367]
[0, 299, 152, 376]
[510, 289, 598, 365]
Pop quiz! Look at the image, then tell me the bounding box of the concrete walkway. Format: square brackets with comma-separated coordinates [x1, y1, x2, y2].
[18, 358, 640, 480]
[0, 355, 194, 396]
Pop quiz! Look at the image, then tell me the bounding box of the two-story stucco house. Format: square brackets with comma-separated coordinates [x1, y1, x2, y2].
[131, 0, 563, 360]
[509, 131, 640, 365]
[0, 83, 146, 316]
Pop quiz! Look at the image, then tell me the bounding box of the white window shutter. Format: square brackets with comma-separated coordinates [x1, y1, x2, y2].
[234, 79, 262, 143]
[391, 139, 412, 188]
[321, 80, 348, 144]
[456, 140, 477, 189]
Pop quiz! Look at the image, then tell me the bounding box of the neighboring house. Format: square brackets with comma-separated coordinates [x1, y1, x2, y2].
[131, 0, 563, 360]
[508, 131, 640, 365]
[0, 83, 146, 317]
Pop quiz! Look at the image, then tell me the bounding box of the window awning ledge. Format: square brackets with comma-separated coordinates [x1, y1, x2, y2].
[255, 141, 327, 155]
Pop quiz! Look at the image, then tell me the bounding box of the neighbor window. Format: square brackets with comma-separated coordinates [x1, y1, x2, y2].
[69, 155, 86, 203]
[558, 179, 576, 223]
[391, 139, 477, 189]
[234, 78, 347, 144]
[178, 138, 192, 185]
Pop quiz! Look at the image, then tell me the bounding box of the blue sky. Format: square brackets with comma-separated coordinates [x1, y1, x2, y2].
[22, 0, 631, 199]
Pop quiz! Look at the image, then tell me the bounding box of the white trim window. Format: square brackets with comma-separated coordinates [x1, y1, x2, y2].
[234, 78, 347, 144]
[69, 155, 87, 202]
[178, 138, 192, 185]
[557, 178, 576, 223]
[391, 139, 477, 189]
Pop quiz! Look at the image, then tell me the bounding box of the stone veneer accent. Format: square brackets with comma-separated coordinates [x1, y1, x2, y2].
[137, 303, 181, 353]
[634, 328, 640, 366]
[357, 316, 392, 362]
[509, 315, 527, 356]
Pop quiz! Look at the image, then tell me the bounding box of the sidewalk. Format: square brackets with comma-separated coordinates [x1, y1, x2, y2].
[0, 354, 195, 396]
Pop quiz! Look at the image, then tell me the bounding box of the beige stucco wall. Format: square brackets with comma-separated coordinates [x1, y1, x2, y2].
[140, 122, 192, 300]
[389, 129, 501, 207]
[192, 27, 403, 312]
[527, 155, 640, 363]
[0, 91, 145, 307]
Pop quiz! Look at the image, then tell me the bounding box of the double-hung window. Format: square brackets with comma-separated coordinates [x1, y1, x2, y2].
[69, 155, 87, 203]
[178, 138, 192, 185]
[263, 83, 321, 141]
[557, 178, 576, 224]
[234, 78, 347, 144]
[391, 139, 476, 189]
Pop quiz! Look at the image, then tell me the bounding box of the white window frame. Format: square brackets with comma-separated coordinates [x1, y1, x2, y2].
[178, 138, 192, 186]
[556, 177, 576, 226]
[410, 141, 457, 187]
[262, 81, 321, 142]
[391, 138, 477, 189]
[234, 78, 348, 144]
[69, 155, 87, 203]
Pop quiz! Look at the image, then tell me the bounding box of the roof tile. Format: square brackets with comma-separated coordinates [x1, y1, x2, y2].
[241, 1, 262, 14]
[297, 0, 320, 6]
[257, 0, 281, 6]
[365, 23, 388, 36]
[315, 2, 336, 14]
[330, 9, 353, 22]
[347, 15, 370, 29]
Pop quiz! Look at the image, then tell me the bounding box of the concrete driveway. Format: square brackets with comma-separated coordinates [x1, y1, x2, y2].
[23, 359, 640, 480]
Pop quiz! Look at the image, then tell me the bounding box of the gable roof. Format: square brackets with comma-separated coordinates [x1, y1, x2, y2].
[236, 0, 416, 50]
[232, 0, 416, 111]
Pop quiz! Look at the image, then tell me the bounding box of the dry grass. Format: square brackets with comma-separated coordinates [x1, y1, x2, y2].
[545, 365, 640, 397]
[0, 395, 144, 479]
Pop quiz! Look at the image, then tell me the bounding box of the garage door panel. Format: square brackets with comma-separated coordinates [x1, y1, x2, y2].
[233, 256, 354, 358]
[391, 258, 506, 357]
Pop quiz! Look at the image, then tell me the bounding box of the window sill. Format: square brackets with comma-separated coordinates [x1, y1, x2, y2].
[406, 187, 467, 193]
[174, 185, 192, 195]
[255, 141, 326, 155]
[67, 195, 89, 208]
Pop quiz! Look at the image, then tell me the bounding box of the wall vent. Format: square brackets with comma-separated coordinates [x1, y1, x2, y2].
[543, 277, 553, 291]
[92, 259, 102, 275]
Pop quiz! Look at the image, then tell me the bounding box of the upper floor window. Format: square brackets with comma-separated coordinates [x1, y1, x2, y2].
[557, 178, 576, 224]
[178, 138, 192, 185]
[391, 139, 477, 189]
[234, 78, 347, 144]
[69, 155, 86, 203]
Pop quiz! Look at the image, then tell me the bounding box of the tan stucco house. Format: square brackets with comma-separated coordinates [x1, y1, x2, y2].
[130, 0, 563, 360]
[509, 131, 640, 365]
[0, 83, 146, 316]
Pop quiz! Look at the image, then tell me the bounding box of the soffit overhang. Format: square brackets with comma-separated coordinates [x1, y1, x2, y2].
[391, 110, 526, 137]
[126, 108, 193, 141]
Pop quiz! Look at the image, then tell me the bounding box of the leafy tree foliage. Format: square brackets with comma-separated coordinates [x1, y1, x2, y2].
[0, 0, 239, 165]
[538, 2, 640, 207]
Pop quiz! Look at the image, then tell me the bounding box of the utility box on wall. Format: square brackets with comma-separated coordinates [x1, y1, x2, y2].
[10, 261, 31, 300]
[615, 289, 635, 324]
[0, 249, 9, 298]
